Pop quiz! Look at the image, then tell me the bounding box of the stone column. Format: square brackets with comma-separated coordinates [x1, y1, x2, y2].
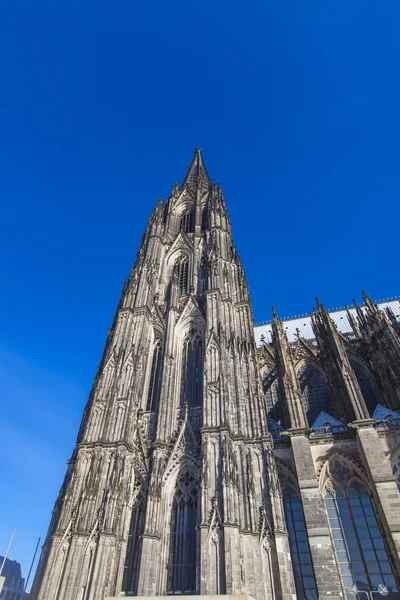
[353, 420, 400, 569]
[290, 429, 343, 600]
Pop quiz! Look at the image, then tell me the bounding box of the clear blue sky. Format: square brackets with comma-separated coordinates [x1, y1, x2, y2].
[1, 0, 399, 585]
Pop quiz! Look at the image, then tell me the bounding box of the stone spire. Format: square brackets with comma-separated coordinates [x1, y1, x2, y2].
[31, 150, 293, 600]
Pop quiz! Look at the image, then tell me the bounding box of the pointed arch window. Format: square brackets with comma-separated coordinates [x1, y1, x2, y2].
[263, 374, 285, 428]
[174, 256, 189, 296]
[279, 473, 317, 600]
[123, 489, 146, 594]
[168, 470, 198, 594]
[146, 341, 163, 412]
[323, 459, 398, 597]
[181, 331, 203, 407]
[349, 358, 378, 416]
[298, 364, 332, 426]
[180, 209, 193, 234]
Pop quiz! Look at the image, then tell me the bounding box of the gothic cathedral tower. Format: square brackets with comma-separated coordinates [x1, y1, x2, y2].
[32, 150, 297, 600]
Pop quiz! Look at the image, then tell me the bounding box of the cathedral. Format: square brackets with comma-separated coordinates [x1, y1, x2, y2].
[31, 150, 400, 600]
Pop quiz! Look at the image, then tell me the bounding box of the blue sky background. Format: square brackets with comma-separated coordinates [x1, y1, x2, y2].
[1, 0, 399, 585]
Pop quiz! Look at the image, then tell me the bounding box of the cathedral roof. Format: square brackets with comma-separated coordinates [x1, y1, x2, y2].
[181, 147, 211, 192]
[254, 298, 400, 346]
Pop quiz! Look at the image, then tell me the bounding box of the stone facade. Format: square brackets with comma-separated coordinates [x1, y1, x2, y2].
[31, 151, 400, 600]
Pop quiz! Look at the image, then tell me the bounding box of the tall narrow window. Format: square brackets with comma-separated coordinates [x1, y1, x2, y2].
[298, 364, 332, 426]
[168, 471, 198, 594]
[324, 459, 398, 597]
[174, 256, 189, 296]
[181, 331, 203, 407]
[146, 342, 162, 412]
[123, 493, 146, 594]
[180, 209, 193, 233]
[279, 474, 317, 600]
[349, 358, 378, 416]
[263, 376, 285, 427]
[201, 208, 208, 231]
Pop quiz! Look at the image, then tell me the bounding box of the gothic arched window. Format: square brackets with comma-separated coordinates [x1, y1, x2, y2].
[298, 364, 332, 426]
[263, 376, 285, 428]
[349, 358, 378, 416]
[279, 473, 317, 600]
[181, 331, 203, 407]
[146, 341, 162, 412]
[323, 458, 398, 597]
[180, 209, 193, 234]
[174, 256, 189, 296]
[168, 471, 198, 594]
[123, 489, 146, 594]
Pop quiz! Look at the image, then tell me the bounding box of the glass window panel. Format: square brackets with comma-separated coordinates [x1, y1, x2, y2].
[296, 532, 307, 542]
[336, 551, 349, 563]
[351, 507, 364, 517]
[376, 549, 389, 561]
[341, 517, 353, 528]
[382, 575, 396, 588]
[379, 562, 392, 575]
[335, 540, 346, 552]
[346, 538, 359, 550]
[352, 563, 366, 574]
[305, 590, 318, 600]
[361, 504, 374, 516]
[357, 528, 370, 539]
[293, 510, 303, 520]
[298, 542, 310, 553]
[367, 562, 380, 574]
[362, 538, 372, 550]
[349, 496, 361, 506]
[372, 538, 385, 550]
[363, 550, 376, 561]
[369, 527, 380, 538]
[339, 563, 352, 575]
[342, 575, 355, 588]
[348, 549, 361, 562]
[325, 498, 335, 508]
[303, 577, 316, 588]
[343, 528, 356, 539]
[333, 529, 344, 540]
[299, 553, 311, 564]
[301, 565, 314, 576]
[336, 497, 348, 505]
[354, 517, 367, 527]
[329, 517, 341, 529]
[355, 574, 369, 588]
[370, 574, 382, 586]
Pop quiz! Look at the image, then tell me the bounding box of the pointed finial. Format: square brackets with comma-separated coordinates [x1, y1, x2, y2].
[272, 306, 279, 323]
[345, 304, 360, 337]
[195, 146, 203, 155]
[362, 290, 377, 313]
[315, 297, 324, 311]
[353, 297, 366, 323]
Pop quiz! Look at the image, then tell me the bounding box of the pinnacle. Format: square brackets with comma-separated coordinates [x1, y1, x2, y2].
[182, 147, 211, 192]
